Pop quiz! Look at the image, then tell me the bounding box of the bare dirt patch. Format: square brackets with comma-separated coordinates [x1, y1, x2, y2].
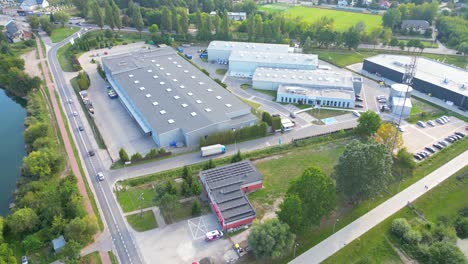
[21, 49, 43, 80]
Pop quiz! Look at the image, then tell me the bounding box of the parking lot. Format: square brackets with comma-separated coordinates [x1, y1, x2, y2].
[401, 116, 467, 154]
[133, 213, 237, 264]
[78, 43, 157, 162]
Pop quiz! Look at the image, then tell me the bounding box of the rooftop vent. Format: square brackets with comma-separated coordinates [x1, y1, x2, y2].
[129, 74, 134, 78]
[196, 100, 202, 104]
[184, 70, 189, 73]
[174, 95, 180, 100]
[160, 67, 164, 70]
[173, 61, 177, 64]
[134, 80, 140, 84]
[180, 85, 185, 89]
[168, 119, 175, 124]
[166, 88, 172, 92]
[160, 110, 166, 114]
[191, 76, 196, 79]
[152, 101, 159, 106]
[151, 60, 155, 63]
[188, 92, 193, 96]
[166, 73, 171, 76]
[153, 75, 159, 79]
[205, 108, 212, 112]
[190, 112, 197, 116]
[216, 96, 222, 99]
[207, 89, 213, 92]
[225, 103, 232, 108]
[160, 81, 165, 85]
[156, 64, 160, 67]
[139, 87, 145, 90]
[147, 69, 152, 73]
[182, 103, 188, 108]
[168, 57, 172, 60]
[173, 79, 178, 82]
[177, 65, 182, 68]
[199, 82, 204, 85]
[145, 94, 151, 98]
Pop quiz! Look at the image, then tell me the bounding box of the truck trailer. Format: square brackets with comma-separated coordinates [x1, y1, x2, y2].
[201, 144, 226, 157]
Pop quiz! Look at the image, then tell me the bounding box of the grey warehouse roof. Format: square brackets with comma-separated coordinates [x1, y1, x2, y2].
[200, 160, 262, 224]
[207, 40, 291, 53]
[253, 67, 355, 90]
[278, 85, 354, 100]
[401, 20, 430, 30]
[365, 54, 468, 97]
[102, 47, 253, 135]
[230, 51, 318, 67]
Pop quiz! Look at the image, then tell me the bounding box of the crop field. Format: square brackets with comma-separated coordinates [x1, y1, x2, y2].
[259, 5, 382, 33]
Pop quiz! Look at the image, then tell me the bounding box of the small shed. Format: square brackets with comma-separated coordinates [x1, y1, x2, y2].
[52, 235, 66, 253]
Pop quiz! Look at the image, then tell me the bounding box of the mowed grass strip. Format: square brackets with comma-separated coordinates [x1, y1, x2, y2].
[126, 210, 158, 232]
[324, 166, 468, 263]
[50, 26, 80, 43]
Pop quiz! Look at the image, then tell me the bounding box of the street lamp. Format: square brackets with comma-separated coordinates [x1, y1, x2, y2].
[138, 193, 144, 217]
[293, 243, 299, 258]
[333, 218, 340, 233]
[232, 128, 237, 152]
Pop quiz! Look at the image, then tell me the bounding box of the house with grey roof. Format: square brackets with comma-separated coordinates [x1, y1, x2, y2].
[102, 47, 257, 148]
[4, 20, 30, 42]
[199, 160, 263, 230]
[52, 235, 66, 253]
[401, 20, 430, 34]
[19, 0, 48, 10]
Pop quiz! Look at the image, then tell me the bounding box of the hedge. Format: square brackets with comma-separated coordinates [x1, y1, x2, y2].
[199, 122, 268, 147]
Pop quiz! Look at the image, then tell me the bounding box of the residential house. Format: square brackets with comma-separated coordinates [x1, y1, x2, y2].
[378, 0, 391, 9]
[52, 235, 66, 253]
[19, 0, 49, 10]
[401, 20, 430, 34]
[227, 12, 246, 21]
[337, 0, 348, 6]
[4, 20, 30, 42]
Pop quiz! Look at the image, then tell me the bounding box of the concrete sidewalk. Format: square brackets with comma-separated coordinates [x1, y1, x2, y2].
[291, 150, 468, 264]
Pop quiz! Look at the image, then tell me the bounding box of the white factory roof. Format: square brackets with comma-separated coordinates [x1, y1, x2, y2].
[366, 54, 468, 97]
[230, 51, 318, 67]
[207, 41, 292, 53]
[391, 83, 413, 93]
[392, 96, 413, 107]
[253, 67, 355, 90]
[277, 85, 354, 100]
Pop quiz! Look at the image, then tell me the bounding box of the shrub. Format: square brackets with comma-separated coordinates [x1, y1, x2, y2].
[131, 152, 143, 162]
[97, 63, 105, 79]
[158, 148, 166, 154]
[181, 181, 192, 196]
[145, 148, 158, 159]
[230, 150, 243, 163]
[200, 122, 267, 146]
[203, 159, 215, 170]
[391, 218, 411, 238]
[191, 200, 201, 216]
[76, 71, 90, 90]
[456, 218, 468, 238]
[119, 148, 129, 162]
[271, 116, 282, 131]
[262, 112, 272, 126]
[403, 229, 422, 245]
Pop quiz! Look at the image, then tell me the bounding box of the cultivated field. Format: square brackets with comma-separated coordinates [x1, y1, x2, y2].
[259, 4, 383, 33]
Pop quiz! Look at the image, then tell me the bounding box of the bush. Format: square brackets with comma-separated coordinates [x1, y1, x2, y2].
[76, 71, 90, 90]
[131, 152, 143, 162]
[403, 229, 422, 245]
[97, 63, 105, 79]
[119, 148, 129, 162]
[391, 218, 411, 238]
[271, 116, 282, 131]
[158, 148, 166, 154]
[262, 112, 272, 126]
[214, 78, 227, 88]
[203, 159, 215, 170]
[191, 200, 201, 216]
[145, 148, 158, 159]
[230, 150, 243, 163]
[200, 122, 267, 146]
[456, 218, 468, 238]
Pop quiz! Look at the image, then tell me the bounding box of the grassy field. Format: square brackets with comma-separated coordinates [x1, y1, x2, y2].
[406, 96, 468, 123]
[126, 211, 158, 232]
[57, 43, 76, 72]
[116, 185, 161, 213]
[80, 251, 102, 264]
[161, 198, 211, 224]
[215, 68, 228, 75]
[325, 166, 468, 263]
[307, 108, 349, 120]
[50, 26, 80, 43]
[108, 252, 118, 264]
[259, 5, 382, 33]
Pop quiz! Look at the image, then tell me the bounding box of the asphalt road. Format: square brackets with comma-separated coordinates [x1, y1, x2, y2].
[291, 150, 468, 264]
[46, 29, 143, 264]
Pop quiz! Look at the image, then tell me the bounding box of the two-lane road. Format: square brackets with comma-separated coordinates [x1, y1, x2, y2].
[45, 29, 143, 264]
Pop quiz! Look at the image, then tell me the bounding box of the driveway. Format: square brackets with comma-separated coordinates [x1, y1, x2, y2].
[134, 214, 237, 264]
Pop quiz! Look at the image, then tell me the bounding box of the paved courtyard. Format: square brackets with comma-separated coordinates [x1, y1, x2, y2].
[133, 214, 237, 264]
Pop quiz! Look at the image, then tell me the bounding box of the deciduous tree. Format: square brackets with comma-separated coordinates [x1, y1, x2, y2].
[7, 208, 39, 235]
[119, 148, 129, 162]
[54, 11, 70, 27]
[277, 195, 304, 233]
[374, 123, 402, 152]
[248, 219, 295, 259]
[27, 16, 40, 31]
[382, 8, 402, 29]
[357, 111, 382, 137]
[91, 1, 105, 29]
[132, 6, 144, 37]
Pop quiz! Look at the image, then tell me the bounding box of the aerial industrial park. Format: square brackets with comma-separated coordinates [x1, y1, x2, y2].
[0, 1, 467, 264]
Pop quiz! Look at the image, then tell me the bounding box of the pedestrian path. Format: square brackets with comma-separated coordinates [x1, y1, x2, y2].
[291, 150, 468, 264]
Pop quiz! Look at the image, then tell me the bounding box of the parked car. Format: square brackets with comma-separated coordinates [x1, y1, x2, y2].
[416, 121, 426, 128]
[352, 111, 361, 117]
[433, 143, 443, 150]
[78, 126, 84, 131]
[427, 120, 435, 127]
[376, 95, 386, 99]
[88, 150, 95, 156]
[436, 118, 445, 124]
[355, 103, 364, 108]
[72, 111, 78, 117]
[455, 132, 465, 137]
[96, 172, 104, 181]
[21, 256, 28, 264]
[425, 147, 436, 153]
[438, 141, 448, 147]
[442, 115, 450, 121]
[414, 154, 423, 161]
[205, 230, 223, 241]
[445, 137, 455, 143]
[453, 135, 462, 140]
[355, 98, 363, 102]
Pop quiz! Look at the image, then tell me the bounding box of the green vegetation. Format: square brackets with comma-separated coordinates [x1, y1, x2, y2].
[70, 77, 106, 149]
[126, 211, 158, 232]
[325, 167, 468, 263]
[436, 16, 468, 53]
[161, 198, 210, 224]
[80, 251, 102, 264]
[199, 122, 268, 147]
[215, 68, 228, 75]
[241, 83, 252, 89]
[307, 109, 349, 120]
[76, 71, 90, 90]
[253, 88, 277, 100]
[398, 39, 438, 48]
[50, 26, 80, 43]
[248, 219, 295, 260]
[260, 5, 382, 33]
[407, 97, 468, 123]
[108, 252, 118, 264]
[116, 186, 160, 213]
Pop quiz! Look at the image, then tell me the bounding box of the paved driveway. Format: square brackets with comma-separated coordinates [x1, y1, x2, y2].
[134, 214, 237, 264]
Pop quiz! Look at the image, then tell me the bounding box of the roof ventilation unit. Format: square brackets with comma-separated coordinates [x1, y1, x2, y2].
[153, 75, 159, 79]
[152, 101, 159, 106]
[160, 110, 166, 114]
[190, 112, 197, 116]
[182, 103, 188, 107]
[145, 94, 151, 98]
[129, 74, 134, 78]
[167, 119, 175, 124]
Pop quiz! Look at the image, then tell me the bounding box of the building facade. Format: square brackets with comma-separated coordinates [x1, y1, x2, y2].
[102, 47, 257, 148]
[206, 41, 292, 62]
[20, 0, 48, 10]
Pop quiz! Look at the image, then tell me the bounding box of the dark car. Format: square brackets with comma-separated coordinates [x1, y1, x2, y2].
[433, 144, 443, 150]
[355, 104, 364, 108]
[425, 147, 436, 153]
[78, 126, 84, 131]
[439, 141, 448, 146]
[355, 98, 363, 102]
[88, 150, 95, 156]
[414, 154, 422, 161]
[445, 137, 455, 143]
[455, 132, 465, 137]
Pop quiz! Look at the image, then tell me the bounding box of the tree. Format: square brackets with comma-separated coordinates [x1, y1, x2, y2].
[27, 16, 40, 31]
[221, 10, 230, 40]
[334, 140, 394, 202]
[283, 167, 336, 229]
[161, 6, 172, 33]
[54, 11, 70, 27]
[22, 234, 42, 253]
[428, 241, 467, 264]
[374, 123, 402, 152]
[0, 243, 16, 264]
[369, 27, 382, 49]
[203, 159, 215, 170]
[393, 148, 416, 178]
[65, 216, 98, 245]
[382, 8, 402, 29]
[165, 180, 177, 196]
[157, 193, 179, 222]
[231, 150, 243, 163]
[132, 6, 144, 37]
[191, 181, 202, 196]
[119, 148, 129, 162]
[191, 200, 201, 216]
[92, 1, 105, 30]
[60, 239, 81, 262]
[130, 152, 143, 162]
[104, 0, 115, 30]
[248, 219, 295, 260]
[7, 208, 39, 235]
[182, 166, 192, 181]
[343, 26, 361, 50]
[39, 16, 53, 35]
[148, 24, 159, 35]
[356, 111, 382, 137]
[381, 28, 392, 46]
[303, 36, 313, 53]
[389, 37, 399, 47]
[277, 195, 304, 233]
[23, 149, 63, 178]
[112, 1, 122, 30]
[391, 218, 411, 238]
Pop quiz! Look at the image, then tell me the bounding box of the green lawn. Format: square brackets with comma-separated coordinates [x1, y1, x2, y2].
[253, 88, 277, 100]
[108, 252, 118, 264]
[250, 140, 349, 218]
[307, 108, 349, 120]
[325, 166, 468, 263]
[57, 43, 76, 72]
[406, 96, 468, 123]
[116, 186, 159, 213]
[161, 198, 211, 224]
[240, 83, 252, 89]
[260, 5, 382, 33]
[50, 26, 80, 43]
[80, 251, 102, 264]
[398, 39, 438, 48]
[126, 211, 158, 232]
[215, 68, 228, 75]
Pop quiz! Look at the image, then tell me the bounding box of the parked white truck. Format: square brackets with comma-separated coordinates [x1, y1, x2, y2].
[200, 144, 226, 157]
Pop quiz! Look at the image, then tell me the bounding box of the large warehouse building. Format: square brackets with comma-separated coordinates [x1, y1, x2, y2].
[199, 160, 262, 230]
[363, 54, 468, 109]
[252, 68, 362, 108]
[102, 47, 257, 148]
[206, 40, 292, 62]
[229, 51, 318, 78]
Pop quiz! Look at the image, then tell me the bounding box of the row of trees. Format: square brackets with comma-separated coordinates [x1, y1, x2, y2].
[383, 2, 439, 30]
[118, 147, 168, 164]
[199, 122, 268, 147]
[436, 16, 468, 53]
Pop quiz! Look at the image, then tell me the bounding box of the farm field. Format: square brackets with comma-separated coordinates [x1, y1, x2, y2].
[259, 4, 382, 33]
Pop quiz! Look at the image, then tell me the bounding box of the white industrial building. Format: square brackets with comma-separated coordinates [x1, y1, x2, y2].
[206, 41, 292, 62]
[229, 51, 318, 78]
[252, 68, 359, 108]
[390, 83, 413, 117]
